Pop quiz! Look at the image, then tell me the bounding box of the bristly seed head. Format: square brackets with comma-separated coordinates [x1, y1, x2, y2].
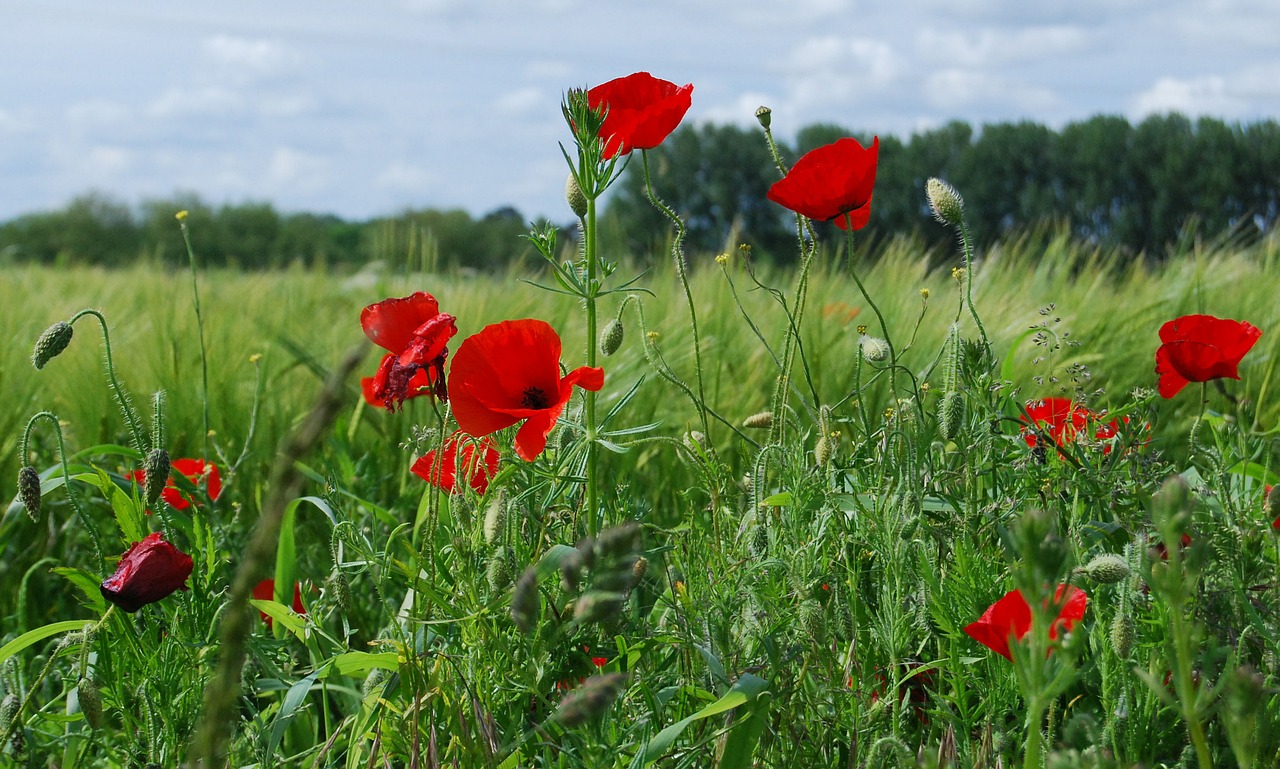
[510, 567, 539, 634]
[18, 465, 41, 522]
[742, 411, 774, 430]
[548, 673, 628, 729]
[1081, 553, 1130, 584]
[32, 321, 74, 370]
[860, 335, 890, 363]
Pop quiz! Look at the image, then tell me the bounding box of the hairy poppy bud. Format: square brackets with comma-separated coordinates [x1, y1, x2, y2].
[487, 547, 513, 592]
[1110, 612, 1135, 658]
[814, 435, 834, 468]
[76, 679, 102, 730]
[938, 390, 965, 441]
[328, 572, 352, 613]
[99, 532, 194, 612]
[548, 672, 627, 729]
[17, 466, 41, 521]
[742, 411, 773, 430]
[749, 523, 769, 558]
[600, 318, 624, 356]
[32, 321, 74, 370]
[141, 449, 170, 507]
[860, 335, 890, 363]
[483, 491, 506, 545]
[926, 178, 965, 227]
[1082, 553, 1130, 584]
[754, 106, 772, 129]
[565, 173, 588, 218]
[510, 567, 539, 634]
[798, 598, 824, 643]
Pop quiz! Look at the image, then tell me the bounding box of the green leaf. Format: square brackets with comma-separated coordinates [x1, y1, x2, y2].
[251, 600, 307, 641]
[0, 620, 94, 667]
[717, 691, 772, 769]
[325, 652, 400, 678]
[266, 666, 324, 760]
[51, 567, 108, 613]
[758, 492, 793, 507]
[640, 674, 770, 765]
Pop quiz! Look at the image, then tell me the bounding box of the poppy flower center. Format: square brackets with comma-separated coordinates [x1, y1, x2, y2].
[521, 386, 550, 410]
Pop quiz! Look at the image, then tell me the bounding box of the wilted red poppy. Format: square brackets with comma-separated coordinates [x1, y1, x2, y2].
[587, 72, 693, 159]
[964, 585, 1088, 662]
[411, 432, 500, 495]
[766, 137, 879, 231]
[448, 319, 604, 461]
[252, 578, 306, 627]
[361, 292, 457, 409]
[99, 532, 194, 612]
[1155, 314, 1261, 398]
[1021, 398, 1122, 454]
[127, 457, 222, 511]
[362, 354, 435, 410]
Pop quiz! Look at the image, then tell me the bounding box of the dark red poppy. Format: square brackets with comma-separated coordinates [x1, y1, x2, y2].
[411, 432, 500, 496]
[587, 72, 693, 159]
[1021, 398, 1121, 454]
[1155, 314, 1261, 398]
[99, 532, 194, 612]
[1267, 485, 1278, 531]
[127, 457, 222, 511]
[361, 292, 457, 409]
[964, 585, 1088, 662]
[1152, 533, 1193, 560]
[252, 578, 306, 627]
[766, 137, 879, 231]
[448, 319, 604, 461]
[362, 354, 435, 410]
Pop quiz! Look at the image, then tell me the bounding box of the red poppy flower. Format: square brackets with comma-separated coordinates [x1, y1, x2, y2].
[1021, 398, 1123, 454]
[361, 354, 436, 410]
[1154, 314, 1262, 398]
[1152, 532, 1193, 560]
[964, 585, 1088, 662]
[127, 458, 222, 511]
[361, 292, 457, 409]
[1266, 485, 1278, 531]
[252, 578, 306, 627]
[766, 137, 879, 231]
[448, 319, 604, 461]
[411, 432, 500, 496]
[99, 532, 194, 612]
[587, 72, 693, 159]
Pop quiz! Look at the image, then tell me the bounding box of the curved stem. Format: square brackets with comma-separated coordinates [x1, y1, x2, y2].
[23, 411, 104, 567]
[68, 309, 146, 454]
[178, 221, 213, 458]
[844, 227, 897, 397]
[958, 220, 990, 353]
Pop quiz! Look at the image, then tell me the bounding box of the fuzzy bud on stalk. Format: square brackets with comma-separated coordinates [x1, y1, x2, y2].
[742, 411, 774, 430]
[142, 449, 170, 507]
[600, 318, 624, 356]
[860, 335, 890, 363]
[17, 466, 41, 521]
[938, 391, 964, 441]
[1081, 553, 1130, 584]
[926, 178, 965, 227]
[814, 435, 834, 468]
[32, 321, 74, 370]
[798, 598, 825, 643]
[76, 679, 103, 730]
[565, 173, 589, 218]
[482, 491, 506, 545]
[487, 547, 513, 592]
[1110, 612, 1135, 659]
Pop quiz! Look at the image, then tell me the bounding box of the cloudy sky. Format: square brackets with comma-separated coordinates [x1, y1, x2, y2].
[1, 0, 1277, 223]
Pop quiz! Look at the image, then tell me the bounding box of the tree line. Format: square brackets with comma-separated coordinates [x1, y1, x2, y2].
[1, 112, 1276, 269]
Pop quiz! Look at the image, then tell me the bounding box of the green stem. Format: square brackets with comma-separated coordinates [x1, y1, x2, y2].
[178, 219, 212, 457]
[23, 411, 104, 566]
[844, 226, 897, 397]
[584, 195, 601, 539]
[958, 219, 990, 353]
[68, 309, 146, 454]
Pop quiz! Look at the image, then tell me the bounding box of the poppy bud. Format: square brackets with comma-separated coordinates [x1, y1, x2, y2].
[99, 532, 194, 612]
[361, 668, 386, 699]
[754, 106, 772, 129]
[76, 679, 103, 730]
[938, 390, 965, 441]
[798, 598, 824, 643]
[510, 567, 539, 634]
[860, 335, 890, 363]
[328, 571, 352, 613]
[742, 411, 773, 430]
[565, 173, 588, 218]
[573, 591, 626, 625]
[1082, 553, 1130, 584]
[814, 435, 834, 468]
[483, 491, 507, 545]
[1266, 486, 1279, 522]
[1110, 611, 1134, 658]
[32, 321, 74, 370]
[599, 318, 624, 356]
[17, 466, 41, 521]
[926, 178, 965, 227]
[548, 672, 627, 729]
[749, 523, 769, 558]
[141, 449, 170, 507]
[1153, 475, 1192, 528]
[487, 547, 513, 592]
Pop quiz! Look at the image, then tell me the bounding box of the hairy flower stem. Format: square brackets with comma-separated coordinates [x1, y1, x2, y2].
[584, 194, 601, 539]
[957, 219, 990, 353]
[22, 411, 104, 567]
[67, 309, 146, 454]
[844, 227, 898, 396]
[642, 151, 711, 441]
[178, 219, 212, 457]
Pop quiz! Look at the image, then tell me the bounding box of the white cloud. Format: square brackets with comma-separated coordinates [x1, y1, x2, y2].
[66, 99, 132, 127]
[374, 162, 439, 194]
[1129, 75, 1246, 119]
[494, 87, 545, 116]
[147, 86, 245, 120]
[266, 147, 330, 193]
[915, 24, 1089, 70]
[84, 146, 133, 176]
[203, 35, 301, 77]
[925, 69, 1058, 112]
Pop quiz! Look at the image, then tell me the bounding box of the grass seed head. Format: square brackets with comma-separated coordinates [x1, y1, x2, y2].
[17, 466, 41, 521]
[573, 591, 626, 625]
[32, 320, 74, 370]
[511, 567, 539, 634]
[742, 411, 774, 429]
[549, 672, 628, 729]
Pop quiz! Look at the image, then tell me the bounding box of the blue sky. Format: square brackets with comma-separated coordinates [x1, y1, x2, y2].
[2, 0, 1277, 223]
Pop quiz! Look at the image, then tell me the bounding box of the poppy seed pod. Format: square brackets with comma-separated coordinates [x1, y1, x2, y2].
[926, 178, 965, 227]
[99, 532, 194, 612]
[141, 449, 170, 507]
[17, 465, 41, 521]
[32, 321, 74, 370]
[754, 105, 772, 129]
[565, 173, 588, 218]
[600, 318, 624, 356]
[742, 411, 773, 430]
